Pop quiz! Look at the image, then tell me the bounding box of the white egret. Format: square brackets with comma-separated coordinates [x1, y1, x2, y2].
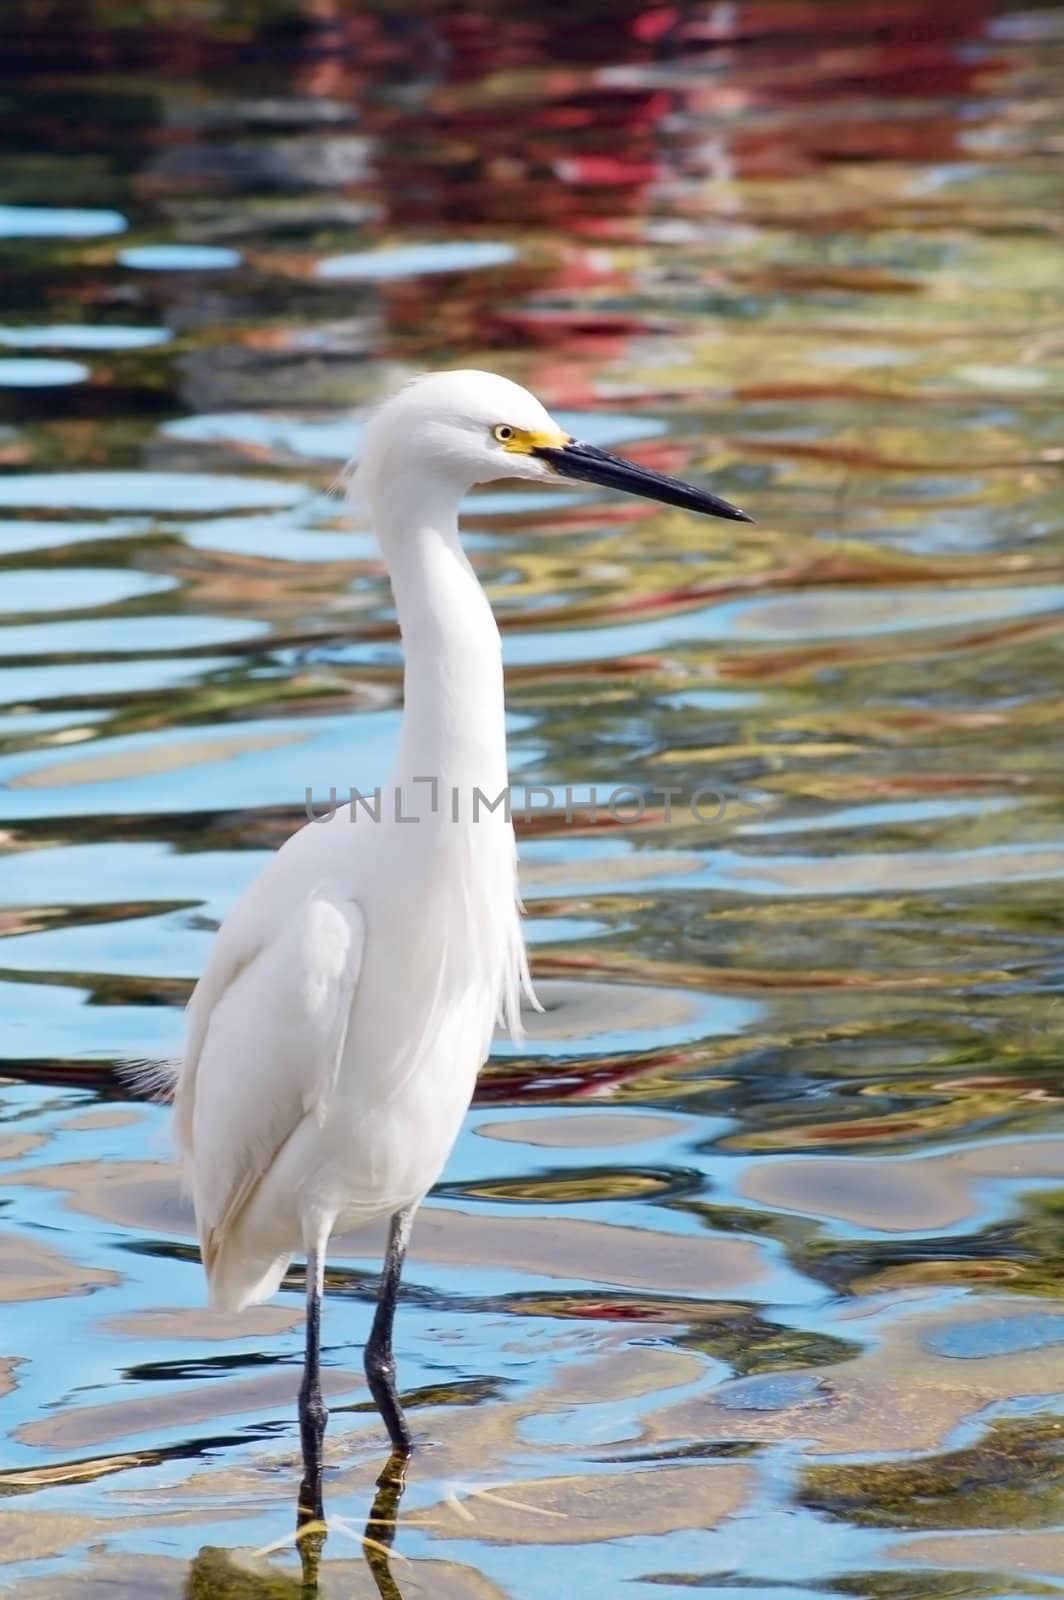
[173, 369, 750, 1521]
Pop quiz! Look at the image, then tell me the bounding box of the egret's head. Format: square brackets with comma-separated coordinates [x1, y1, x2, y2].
[358, 368, 751, 523]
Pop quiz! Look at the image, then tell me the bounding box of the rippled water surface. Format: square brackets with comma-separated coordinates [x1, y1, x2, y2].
[2, 2, 1064, 1595]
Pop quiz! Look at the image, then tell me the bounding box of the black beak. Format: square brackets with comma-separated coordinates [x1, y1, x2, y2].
[533, 439, 753, 523]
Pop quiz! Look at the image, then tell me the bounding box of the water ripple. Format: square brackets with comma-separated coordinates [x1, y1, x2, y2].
[1, 3, 1062, 1597]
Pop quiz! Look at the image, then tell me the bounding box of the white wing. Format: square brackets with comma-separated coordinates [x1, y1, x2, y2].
[175, 853, 365, 1283]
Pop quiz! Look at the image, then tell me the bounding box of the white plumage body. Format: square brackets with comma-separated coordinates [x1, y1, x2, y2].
[181, 790, 523, 1311]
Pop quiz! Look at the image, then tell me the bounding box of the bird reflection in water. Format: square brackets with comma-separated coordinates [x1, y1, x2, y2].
[184, 1457, 410, 1600]
[355, 1459, 409, 1600]
[297, 1456, 410, 1600]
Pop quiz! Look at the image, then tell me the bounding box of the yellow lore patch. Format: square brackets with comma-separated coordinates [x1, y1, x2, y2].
[500, 424, 570, 454]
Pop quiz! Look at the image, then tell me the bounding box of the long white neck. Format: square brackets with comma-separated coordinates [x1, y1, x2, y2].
[366, 460, 533, 1041]
[373, 469, 508, 803]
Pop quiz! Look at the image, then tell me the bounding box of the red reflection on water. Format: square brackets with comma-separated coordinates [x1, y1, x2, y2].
[6, 0, 1018, 422]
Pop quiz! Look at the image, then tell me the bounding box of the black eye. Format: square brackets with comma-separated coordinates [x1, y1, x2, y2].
[493, 424, 514, 443]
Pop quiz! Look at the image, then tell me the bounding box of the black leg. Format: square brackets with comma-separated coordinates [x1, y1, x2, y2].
[364, 1206, 415, 1456]
[298, 1243, 328, 1527]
